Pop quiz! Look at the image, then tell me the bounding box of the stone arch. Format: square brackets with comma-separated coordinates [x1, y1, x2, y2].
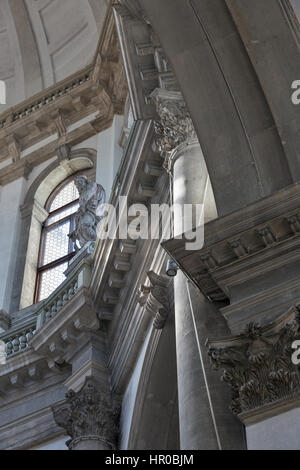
[126, 315, 179, 450]
[9, 149, 96, 313]
[139, 0, 294, 216]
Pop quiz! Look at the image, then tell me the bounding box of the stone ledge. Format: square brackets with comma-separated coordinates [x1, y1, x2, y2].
[238, 395, 300, 426]
[0, 311, 10, 332]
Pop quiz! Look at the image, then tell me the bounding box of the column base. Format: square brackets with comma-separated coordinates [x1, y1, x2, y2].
[68, 435, 114, 451]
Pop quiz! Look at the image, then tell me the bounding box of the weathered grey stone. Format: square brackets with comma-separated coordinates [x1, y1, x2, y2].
[151, 88, 197, 165]
[138, 271, 171, 329]
[3, 0, 300, 452]
[52, 377, 120, 450]
[138, 0, 292, 216]
[70, 176, 106, 250]
[208, 305, 300, 417]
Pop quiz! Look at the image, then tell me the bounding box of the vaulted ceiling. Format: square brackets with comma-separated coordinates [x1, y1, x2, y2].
[0, 0, 109, 110]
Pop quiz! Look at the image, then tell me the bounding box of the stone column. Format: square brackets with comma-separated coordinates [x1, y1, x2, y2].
[151, 89, 217, 233]
[52, 377, 120, 450]
[152, 88, 245, 449]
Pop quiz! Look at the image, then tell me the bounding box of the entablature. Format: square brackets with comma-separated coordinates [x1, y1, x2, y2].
[163, 182, 300, 333]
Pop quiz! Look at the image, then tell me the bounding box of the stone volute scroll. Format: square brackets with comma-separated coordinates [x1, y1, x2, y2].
[52, 377, 120, 450]
[138, 271, 172, 329]
[207, 304, 300, 419]
[69, 175, 106, 250]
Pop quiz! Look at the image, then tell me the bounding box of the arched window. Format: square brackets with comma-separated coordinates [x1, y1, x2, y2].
[35, 176, 80, 302]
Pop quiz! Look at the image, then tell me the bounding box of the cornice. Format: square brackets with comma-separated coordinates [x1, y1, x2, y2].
[0, 7, 127, 186]
[163, 182, 300, 305]
[30, 288, 99, 360]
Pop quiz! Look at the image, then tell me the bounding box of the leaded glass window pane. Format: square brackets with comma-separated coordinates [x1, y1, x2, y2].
[38, 263, 68, 301]
[45, 202, 79, 226]
[41, 220, 71, 266]
[49, 180, 79, 212]
[36, 176, 82, 302]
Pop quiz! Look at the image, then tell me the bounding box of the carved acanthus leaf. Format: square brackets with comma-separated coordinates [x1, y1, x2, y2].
[207, 308, 300, 415]
[151, 89, 197, 167]
[52, 377, 120, 449]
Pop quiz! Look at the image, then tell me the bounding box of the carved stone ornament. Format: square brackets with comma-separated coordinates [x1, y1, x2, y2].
[151, 88, 197, 171]
[69, 176, 106, 250]
[207, 305, 300, 416]
[52, 377, 120, 450]
[138, 271, 171, 329]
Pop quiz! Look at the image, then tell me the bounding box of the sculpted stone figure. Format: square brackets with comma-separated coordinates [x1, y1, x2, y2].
[70, 175, 106, 250]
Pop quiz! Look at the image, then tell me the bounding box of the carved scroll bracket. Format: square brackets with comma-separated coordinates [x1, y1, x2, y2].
[138, 271, 172, 329]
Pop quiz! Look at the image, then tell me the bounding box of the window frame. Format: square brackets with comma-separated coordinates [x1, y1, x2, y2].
[34, 175, 81, 303]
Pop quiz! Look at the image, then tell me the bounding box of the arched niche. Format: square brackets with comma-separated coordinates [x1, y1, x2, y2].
[9, 149, 96, 313]
[126, 313, 180, 450]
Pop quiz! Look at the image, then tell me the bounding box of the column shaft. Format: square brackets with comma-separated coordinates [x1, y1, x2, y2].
[172, 141, 244, 449]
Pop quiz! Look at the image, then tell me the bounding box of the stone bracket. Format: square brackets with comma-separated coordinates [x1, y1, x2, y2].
[138, 270, 172, 329]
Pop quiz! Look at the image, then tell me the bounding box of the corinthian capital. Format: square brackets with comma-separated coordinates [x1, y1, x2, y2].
[52, 377, 120, 450]
[151, 88, 197, 168]
[207, 306, 300, 417]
